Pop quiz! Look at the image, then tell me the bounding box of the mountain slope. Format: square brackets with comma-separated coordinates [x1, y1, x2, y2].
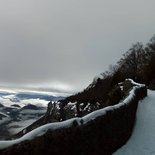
[14, 35, 155, 138]
[14, 78, 124, 138]
[114, 90, 155, 154]
[0, 79, 147, 155]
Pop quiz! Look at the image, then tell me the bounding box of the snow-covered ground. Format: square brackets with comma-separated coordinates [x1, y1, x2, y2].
[114, 90, 155, 155]
[0, 83, 142, 150]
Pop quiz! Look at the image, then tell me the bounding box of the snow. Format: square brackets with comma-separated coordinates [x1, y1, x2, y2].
[0, 118, 81, 150]
[82, 87, 136, 124]
[114, 90, 155, 155]
[84, 103, 91, 111]
[120, 86, 123, 91]
[68, 102, 77, 106]
[0, 82, 143, 150]
[126, 79, 145, 87]
[55, 102, 61, 110]
[67, 102, 77, 111]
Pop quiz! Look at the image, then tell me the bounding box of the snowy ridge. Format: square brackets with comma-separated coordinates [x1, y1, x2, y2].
[126, 79, 145, 87]
[0, 79, 145, 150]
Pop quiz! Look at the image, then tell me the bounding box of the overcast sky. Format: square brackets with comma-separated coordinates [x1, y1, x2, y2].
[0, 0, 155, 94]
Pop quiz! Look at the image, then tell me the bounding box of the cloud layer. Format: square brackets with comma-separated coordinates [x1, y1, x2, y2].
[0, 0, 155, 92]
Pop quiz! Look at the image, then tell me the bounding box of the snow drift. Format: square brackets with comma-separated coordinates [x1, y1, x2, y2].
[114, 89, 155, 154]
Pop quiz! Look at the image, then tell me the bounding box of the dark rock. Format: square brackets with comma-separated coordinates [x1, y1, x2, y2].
[149, 79, 155, 90]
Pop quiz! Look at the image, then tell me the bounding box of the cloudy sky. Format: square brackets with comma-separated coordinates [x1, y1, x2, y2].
[0, 0, 155, 94]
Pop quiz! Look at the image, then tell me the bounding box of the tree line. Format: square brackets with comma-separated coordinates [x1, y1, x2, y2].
[60, 35, 155, 107]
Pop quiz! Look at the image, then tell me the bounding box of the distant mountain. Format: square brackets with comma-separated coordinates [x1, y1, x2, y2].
[0, 89, 66, 108]
[16, 92, 65, 101]
[21, 104, 42, 110]
[11, 104, 21, 108]
[0, 90, 66, 140]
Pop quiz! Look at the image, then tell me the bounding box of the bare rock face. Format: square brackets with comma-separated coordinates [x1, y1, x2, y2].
[44, 101, 61, 122]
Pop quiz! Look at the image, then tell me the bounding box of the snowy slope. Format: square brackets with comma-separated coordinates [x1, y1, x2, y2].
[0, 83, 142, 150]
[114, 90, 155, 155]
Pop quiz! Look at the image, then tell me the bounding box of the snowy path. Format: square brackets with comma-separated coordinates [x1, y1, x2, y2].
[114, 90, 155, 155]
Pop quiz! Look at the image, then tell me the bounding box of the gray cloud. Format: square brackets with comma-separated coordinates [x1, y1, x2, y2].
[0, 0, 155, 93]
